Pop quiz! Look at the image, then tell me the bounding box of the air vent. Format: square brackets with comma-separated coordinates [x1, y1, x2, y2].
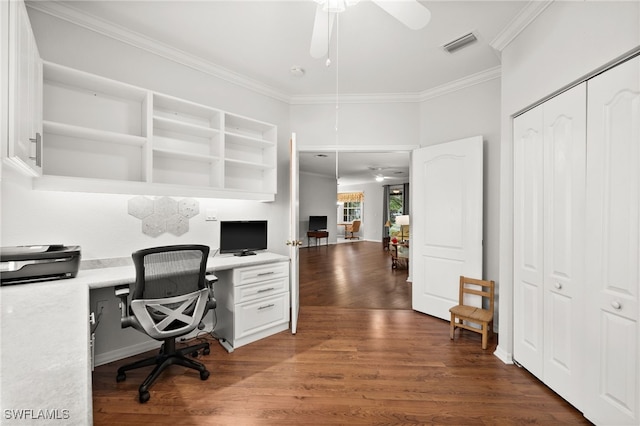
[442, 32, 477, 54]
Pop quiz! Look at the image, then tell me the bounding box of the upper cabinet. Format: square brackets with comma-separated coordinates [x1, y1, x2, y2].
[34, 62, 278, 201]
[3, 0, 43, 176]
[3, 2, 278, 201]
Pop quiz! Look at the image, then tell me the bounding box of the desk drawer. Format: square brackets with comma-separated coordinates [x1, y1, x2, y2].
[233, 262, 288, 286]
[234, 276, 288, 303]
[235, 292, 289, 340]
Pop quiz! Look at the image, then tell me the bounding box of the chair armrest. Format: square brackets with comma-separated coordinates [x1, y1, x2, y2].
[204, 273, 217, 309]
[114, 284, 134, 328]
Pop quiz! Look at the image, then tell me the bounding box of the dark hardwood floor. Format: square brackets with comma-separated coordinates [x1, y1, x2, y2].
[92, 241, 590, 425]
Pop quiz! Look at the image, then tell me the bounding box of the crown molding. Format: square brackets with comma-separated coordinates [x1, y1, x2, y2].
[418, 66, 501, 102]
[291, 67, 502, 105]
[26, 1, 291, 103]
[290, 92, 422, 105]
[490, 0, 554, 52]
[28, 1, 506, 107]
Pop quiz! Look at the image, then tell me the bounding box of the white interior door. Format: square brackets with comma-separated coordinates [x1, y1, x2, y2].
[584, 55, 639, 426]
[411, 136, 483, 320]
[289, 133, 300, 334]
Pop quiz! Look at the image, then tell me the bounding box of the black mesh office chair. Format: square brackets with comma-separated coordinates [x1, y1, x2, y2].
[114, 245, 217, 403]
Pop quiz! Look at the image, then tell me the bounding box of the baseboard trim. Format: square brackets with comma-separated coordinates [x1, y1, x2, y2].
[493, 344, 513, 365]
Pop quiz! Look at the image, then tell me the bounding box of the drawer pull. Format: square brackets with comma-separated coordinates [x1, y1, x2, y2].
[257, 271, 275, 276]
[611, 301, 622, 310]
[258, 303, 275, 310]
[257, 287, 275, 293]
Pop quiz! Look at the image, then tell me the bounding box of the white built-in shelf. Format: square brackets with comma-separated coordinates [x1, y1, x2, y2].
[43, 121, 146, 147]
[225, 158, 274, 170]
[153, 116, 220, 139]
[38, 61, 277, 200]
[225, 131, 275, 148]
[153, 147, 220, 164]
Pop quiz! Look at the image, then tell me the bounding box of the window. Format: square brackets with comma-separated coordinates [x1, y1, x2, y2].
[338, 192, 364, 223]
[342, 201, 361, 222]
[389, 185, 404, 224]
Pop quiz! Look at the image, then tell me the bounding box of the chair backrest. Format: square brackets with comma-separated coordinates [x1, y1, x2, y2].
[458, 276, 495, 314]
[132, 245, 209, 300]
[130, 245, 210, 339]
[351, 220, 361, 232]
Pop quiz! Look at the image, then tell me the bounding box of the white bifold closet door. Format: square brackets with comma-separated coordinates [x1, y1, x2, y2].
[583, 55, 639, 426]
[513, 82, 586, 409]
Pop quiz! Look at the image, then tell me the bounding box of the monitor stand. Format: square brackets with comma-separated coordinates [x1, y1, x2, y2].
[234, 250, 256, 257]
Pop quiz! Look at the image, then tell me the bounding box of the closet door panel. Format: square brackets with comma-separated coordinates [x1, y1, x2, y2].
[585, 55, 639, 426]
[513, 106, 545, 378]
[542, 84, 586, 408]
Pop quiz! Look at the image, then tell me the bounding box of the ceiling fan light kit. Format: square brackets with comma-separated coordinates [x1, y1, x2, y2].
[310, 0, 431, 59]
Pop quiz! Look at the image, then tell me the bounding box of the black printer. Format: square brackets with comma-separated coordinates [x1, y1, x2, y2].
[0, 245, 81, 285]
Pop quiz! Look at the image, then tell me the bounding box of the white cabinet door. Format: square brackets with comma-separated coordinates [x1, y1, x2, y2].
[513, 83, 586, 409]
[6, 0, 42, 176]
[411, 136, 483, 320]
[584, 55, 640, 426]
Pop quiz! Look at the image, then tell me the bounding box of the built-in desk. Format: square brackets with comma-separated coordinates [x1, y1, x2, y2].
[0, 251, 288, 425]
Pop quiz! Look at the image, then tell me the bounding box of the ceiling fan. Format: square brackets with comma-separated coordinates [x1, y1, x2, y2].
[310, 0, 432, 59]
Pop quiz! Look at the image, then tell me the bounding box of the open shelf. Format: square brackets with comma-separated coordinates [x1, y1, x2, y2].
[39, 62, 277, 200]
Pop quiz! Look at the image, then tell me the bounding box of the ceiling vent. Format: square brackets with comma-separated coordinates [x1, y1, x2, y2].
[442, 32, 477, 54]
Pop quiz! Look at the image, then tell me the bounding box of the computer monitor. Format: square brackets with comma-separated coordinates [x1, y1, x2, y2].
[219, 220, 268, 256]
[308, 215, 327, 231]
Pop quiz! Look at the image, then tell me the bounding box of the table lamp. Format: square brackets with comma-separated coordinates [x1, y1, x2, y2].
[396, 215, 410, 242]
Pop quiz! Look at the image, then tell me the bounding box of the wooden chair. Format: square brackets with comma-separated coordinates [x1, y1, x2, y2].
[344, 220, 361, 239]
[449, 276, 495, 350]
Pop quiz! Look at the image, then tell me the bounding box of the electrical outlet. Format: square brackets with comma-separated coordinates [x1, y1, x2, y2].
[96, 300, 108, 314]
[205, 209, 217, 221]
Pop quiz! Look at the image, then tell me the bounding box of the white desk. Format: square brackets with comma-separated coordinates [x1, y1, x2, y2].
[0, 252, 288, 425]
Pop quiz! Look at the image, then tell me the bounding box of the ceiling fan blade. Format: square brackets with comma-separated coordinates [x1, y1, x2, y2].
[371, 0, 431, 30]
[310, 3, 335, 59]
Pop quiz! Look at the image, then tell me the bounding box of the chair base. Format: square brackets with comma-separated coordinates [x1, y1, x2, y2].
[450, 315, 493, 350]
[116, 338, 210, 403]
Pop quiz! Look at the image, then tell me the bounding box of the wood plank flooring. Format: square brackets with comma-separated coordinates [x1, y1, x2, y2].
[92, 241, 590, 425]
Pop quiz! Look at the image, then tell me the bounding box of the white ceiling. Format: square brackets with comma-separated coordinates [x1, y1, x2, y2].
[35, 0, 531, 184]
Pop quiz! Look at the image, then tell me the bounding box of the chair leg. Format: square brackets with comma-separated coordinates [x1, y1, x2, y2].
[481, 323, 488, 350]
[117, 354, 160, 376]
[450, 314, 455, 340]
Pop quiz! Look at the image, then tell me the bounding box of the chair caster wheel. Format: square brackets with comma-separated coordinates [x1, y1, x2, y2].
[203, 347, 210, 355]
[139, 391, 150, 403]
[191, 351, 199, 358]
[200, 370, 210, 380]
[116, 372, 126, 382]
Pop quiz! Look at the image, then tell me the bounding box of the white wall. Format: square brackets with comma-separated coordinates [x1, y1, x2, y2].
[1, 9, 292, 259]
[299, 172, 337, 246]
[497, 1, 640, 363]
[419, 77, 502, 289]
[338, 180, 397, 242]
[290, 101, 420, 149]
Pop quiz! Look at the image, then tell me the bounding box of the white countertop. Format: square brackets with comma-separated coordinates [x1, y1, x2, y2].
[80, 251, 289, 289]
[0, 251, 289, 425]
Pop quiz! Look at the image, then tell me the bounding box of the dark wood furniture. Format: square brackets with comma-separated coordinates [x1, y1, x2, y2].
[389, 242, 409, 269]
[307, 230, 329, 246]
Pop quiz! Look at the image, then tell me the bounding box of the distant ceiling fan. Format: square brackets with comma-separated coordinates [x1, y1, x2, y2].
[310, 0, 431, 59]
